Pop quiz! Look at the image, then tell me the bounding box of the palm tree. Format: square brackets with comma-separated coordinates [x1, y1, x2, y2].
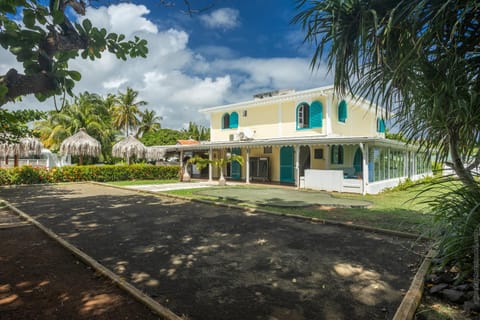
[34, 92, 117, 161]
[136, 109, 162, 138]
[111, 87, 146, 137]
[182, 122, 210, 141]
[293, 0, 480, 187]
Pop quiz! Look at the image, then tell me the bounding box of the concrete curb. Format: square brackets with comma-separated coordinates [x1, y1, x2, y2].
[3, 201, 183, 320]
[392, 249, 436, 320]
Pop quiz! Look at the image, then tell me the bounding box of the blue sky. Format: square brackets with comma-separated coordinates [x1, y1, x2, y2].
[1, 0, 332, 129]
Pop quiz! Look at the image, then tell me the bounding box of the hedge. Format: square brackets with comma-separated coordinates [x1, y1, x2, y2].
[0, 164, 180, 185]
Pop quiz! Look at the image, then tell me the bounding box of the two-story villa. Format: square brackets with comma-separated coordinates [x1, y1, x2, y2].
[164, 85, 431, 194]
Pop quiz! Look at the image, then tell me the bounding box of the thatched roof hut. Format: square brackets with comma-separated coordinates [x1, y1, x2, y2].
[146, 146, 167, 161]
[0, 136, 44, 166]
[60, 128, 101, 165]
[112, 135, 147, 164]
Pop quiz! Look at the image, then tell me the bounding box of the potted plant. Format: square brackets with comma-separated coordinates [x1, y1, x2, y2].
[189, 153, 244, 185]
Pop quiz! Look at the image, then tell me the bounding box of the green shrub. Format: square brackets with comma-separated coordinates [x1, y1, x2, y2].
[0, 164, 179, 185]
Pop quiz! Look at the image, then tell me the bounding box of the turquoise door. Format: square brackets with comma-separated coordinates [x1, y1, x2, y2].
[280, 146, 294, 183]
[231, 148, 241, 180]
[353, 147, 363, 175]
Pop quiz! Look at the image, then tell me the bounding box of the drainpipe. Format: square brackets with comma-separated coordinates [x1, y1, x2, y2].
[295, 145, 300, 188]
[208, 147, 213, 182]
[361, 143, 369, 195]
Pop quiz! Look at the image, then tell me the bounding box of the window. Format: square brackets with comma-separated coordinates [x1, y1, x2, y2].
[222, 113, 230, 129]
[296, 102, 310, 129]
[314, 148, 324, 159]
[222, 112, 239, 129]
[230, 112, 239, 129]
[338, 100, 347, 123]
[331, 145, 344, 164]
[377, 117, 386, 133]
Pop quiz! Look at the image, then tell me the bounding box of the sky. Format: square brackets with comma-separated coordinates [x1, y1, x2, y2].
[1, 0, 332, 130]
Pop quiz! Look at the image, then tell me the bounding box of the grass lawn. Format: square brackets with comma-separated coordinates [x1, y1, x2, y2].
[165, 183, 443, 235]
[107, 179, 177, 186]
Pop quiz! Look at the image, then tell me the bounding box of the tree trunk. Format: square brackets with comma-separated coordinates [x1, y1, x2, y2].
[14, 155, 19, 167]
[0, 69, 57, 106]
[218, 168, 226, 186]
[449, 129, 476, 188]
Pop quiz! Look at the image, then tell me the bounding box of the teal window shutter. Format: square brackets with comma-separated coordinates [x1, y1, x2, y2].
[310, 101, 323, 128]
[230, 112, 239, 129]
[338, 100, 347, 123]
[377, 117, 385, 133]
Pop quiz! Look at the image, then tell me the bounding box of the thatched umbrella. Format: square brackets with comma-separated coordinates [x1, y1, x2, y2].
[0, 136, 43, 167]
[112, 135, 147, 164]
[146, 146, 167, 161]
[60, 128, 101, 165]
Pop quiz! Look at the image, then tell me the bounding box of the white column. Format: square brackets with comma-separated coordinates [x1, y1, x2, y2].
[246, 148, 250, 184]
[361, 143, 369, 195]
[295, 145, 300, 188]
[208, 148, 213, 182]
[326, 95, 332, 135]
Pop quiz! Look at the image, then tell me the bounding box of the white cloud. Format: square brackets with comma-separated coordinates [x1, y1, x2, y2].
[80, 3, 158, 37]
[199, 8, 240, 30]
[207, 57, 332, 103]
[1, 3, 332, 131]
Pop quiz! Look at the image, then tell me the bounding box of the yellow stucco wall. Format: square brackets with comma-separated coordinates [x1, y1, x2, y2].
[330, 97, 384, 137]
[209, 94, 329, 141]
[209, 93, 384, 142]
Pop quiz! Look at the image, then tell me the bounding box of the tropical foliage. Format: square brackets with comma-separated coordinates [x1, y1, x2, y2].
[0, 164, 179, 185]
[189, 153, 243, 185]
[182, 121, 210, 141]
[34, 92, 117, 160]
[136, 109, 162, 138]
[294, 0, 480, 187]
[0, 0, 147, 107]
[0, 108, 45, 142]
[111, 87, 146, 136]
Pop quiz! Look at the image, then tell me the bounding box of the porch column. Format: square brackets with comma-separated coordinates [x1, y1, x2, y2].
[179, 150, 184, 181]
[361, 143, 369, 195]
[326, 96, 332, 135]
[246, 148, 250, 184]
[295, 145, 300, 188]
[208, 147, 213, 182]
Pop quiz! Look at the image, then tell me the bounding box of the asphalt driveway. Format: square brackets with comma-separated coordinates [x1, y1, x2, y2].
[0, 183, 426, 320]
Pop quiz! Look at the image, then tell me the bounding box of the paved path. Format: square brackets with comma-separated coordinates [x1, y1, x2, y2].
[125, 181, 214, 192]
[0, 183, 425, 320]
[125, 181, 371, 208]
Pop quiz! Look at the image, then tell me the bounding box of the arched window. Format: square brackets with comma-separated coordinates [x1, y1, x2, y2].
[377, 117, 386, 133]
[331, 145, 344, 164]
[338, 100, 347, 123]
[296, 102, 310, 129]
[230, 112, 239, 129]
[222, 113, 230, 129]
[310, 100, 323, 128]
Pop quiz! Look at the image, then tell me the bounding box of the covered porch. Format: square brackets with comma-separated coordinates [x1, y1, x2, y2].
[161, 136, 430, 194]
